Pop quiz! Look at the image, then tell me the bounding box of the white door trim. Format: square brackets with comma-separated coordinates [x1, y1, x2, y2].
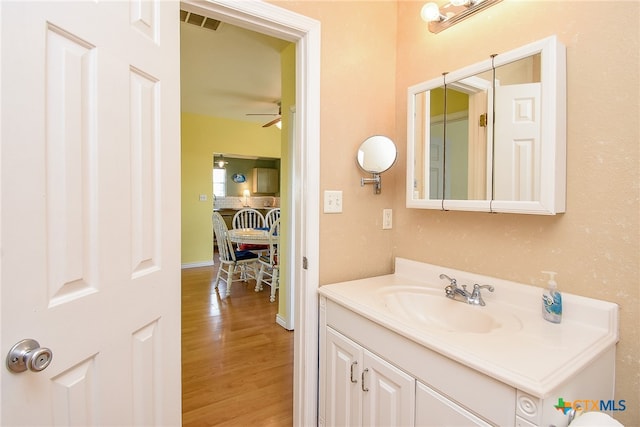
[180, 1, 320, 425]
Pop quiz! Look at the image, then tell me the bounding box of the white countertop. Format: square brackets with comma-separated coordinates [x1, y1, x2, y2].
[318, 257, 619, 397]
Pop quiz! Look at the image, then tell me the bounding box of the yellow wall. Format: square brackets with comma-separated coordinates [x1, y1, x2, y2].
[271, 1, 638, 424]
[277, 43, 296, 317]
[181, 113, 281, 265]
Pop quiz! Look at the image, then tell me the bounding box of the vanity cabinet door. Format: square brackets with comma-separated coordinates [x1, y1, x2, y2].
[362, 350, 416, 427]
[325, 327, 363, 426]
[415, 381, 491, 427]
[325, 327, 416, 427]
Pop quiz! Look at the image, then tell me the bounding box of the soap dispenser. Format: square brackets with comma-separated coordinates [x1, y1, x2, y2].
[542, 271, 562, 323]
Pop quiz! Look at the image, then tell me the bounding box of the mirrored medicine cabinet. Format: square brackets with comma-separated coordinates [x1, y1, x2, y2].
[406, 35, 566, 215]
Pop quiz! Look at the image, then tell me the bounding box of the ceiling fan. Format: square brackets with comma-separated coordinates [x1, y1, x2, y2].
[247, 102, 281, 128]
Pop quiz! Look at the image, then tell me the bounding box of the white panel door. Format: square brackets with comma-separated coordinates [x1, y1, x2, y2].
[325, 327, 363, 427]
[362, 350, 415, 427]
[0, 1, 181, 425]
[493, 83, 541, 201]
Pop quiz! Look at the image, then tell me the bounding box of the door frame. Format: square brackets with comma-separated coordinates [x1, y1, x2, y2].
[179, 1, 320, 425]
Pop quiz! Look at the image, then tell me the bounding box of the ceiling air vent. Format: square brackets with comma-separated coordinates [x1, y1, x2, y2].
[180, 9, 222, 31]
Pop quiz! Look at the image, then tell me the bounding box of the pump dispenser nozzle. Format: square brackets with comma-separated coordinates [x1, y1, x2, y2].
[541, 271, 562, 323]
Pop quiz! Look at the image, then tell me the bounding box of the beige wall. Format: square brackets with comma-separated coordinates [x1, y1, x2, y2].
[273, 1, 639, 424]
[271, 0, 400, 283]
[395, 2, 639, 424]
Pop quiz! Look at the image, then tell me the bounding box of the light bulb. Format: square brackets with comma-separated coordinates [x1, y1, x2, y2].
[421, 2, 442, 22]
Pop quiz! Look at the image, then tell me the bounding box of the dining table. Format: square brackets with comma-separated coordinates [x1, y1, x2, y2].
[227, 228, 274, 246]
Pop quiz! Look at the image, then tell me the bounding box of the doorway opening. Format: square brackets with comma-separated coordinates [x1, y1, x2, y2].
[179, 1, 320, 425]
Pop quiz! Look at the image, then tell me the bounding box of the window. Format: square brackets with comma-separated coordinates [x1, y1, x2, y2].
[213, 168, 226, 198]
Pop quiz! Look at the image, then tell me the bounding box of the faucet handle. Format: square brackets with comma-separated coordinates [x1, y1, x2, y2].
[439, 273, 457, 286]
[470, 283, 494, 306]
[473, 283, 494, 293]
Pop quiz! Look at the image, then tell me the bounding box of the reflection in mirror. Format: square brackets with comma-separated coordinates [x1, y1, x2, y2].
[357, 135, 397, 173]
[431, 73, 493, 201]
[357, 135, 397, 194]
[411, 90, 432, 200]
[492, 54, 541, 202]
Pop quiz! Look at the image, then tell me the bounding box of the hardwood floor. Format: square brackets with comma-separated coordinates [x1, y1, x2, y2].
[181, 266, 294, 426]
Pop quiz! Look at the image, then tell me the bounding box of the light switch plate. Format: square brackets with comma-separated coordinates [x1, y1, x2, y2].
[324, 190, 343, 213]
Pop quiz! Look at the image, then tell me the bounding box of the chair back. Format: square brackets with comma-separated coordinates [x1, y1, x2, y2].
[232, 208, 265, 229]
[266, 218, 280, 266]
[264, 208, 281, 229]
[212, 212, 236, 262]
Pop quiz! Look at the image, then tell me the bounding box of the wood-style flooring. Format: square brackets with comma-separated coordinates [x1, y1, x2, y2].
[181, 265, 294, 426]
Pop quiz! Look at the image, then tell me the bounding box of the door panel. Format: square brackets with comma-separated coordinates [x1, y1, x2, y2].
[416, 381, 492, 427]
[325, 327, 363, 426]
[1, 1, 181, 425]
[362, 350, 415, 427]
[494, 83, 541, 201]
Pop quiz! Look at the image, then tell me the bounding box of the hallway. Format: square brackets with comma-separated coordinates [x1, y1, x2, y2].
[181, 266, 294, 426]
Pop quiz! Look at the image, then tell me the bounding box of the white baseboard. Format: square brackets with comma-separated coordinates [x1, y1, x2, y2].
[276, 313, 294, 331]
[181, 261, 214, 269]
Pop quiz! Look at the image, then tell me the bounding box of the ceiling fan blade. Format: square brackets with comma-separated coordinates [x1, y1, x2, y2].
[262, 117, 281, 128]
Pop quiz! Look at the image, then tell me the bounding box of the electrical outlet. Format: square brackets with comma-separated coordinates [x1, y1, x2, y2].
[324, 190, 343, 213]
[199, 194, 208, 201]
[382, 208, 392, 229]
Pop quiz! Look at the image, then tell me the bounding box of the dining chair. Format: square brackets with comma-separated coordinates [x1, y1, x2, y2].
[212, 212, 258, 296]
[232, 208, 265, 229]
[264, 207, 281, 229]
[232, 208, 269, 253]
[255, 218, 280, 302]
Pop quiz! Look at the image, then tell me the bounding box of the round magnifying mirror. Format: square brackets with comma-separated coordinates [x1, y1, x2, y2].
[356, 135, 397, 174]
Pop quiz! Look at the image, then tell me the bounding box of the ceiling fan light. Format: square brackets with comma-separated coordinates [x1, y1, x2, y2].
[216, 155, 228, 168]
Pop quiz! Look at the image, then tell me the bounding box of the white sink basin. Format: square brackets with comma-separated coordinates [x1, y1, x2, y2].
[375, 285, 523, 334]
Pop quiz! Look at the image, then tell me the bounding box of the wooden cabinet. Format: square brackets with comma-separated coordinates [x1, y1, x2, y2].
[252, 168, 279, 194]
[324, 327, 415, 427]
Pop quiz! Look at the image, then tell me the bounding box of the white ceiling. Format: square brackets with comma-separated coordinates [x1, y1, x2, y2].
[180, 13, 290, 125]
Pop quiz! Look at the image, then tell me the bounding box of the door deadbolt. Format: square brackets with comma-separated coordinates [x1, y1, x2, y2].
[6, 339, 53, 373]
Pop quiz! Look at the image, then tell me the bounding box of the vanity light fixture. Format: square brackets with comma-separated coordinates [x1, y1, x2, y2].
[421, 0, 502, 34]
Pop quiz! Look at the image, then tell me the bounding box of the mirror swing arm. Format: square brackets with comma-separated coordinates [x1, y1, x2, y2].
[361, 174, 383, 194]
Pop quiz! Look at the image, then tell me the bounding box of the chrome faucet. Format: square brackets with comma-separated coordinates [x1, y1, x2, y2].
[439, 273, 494, 306]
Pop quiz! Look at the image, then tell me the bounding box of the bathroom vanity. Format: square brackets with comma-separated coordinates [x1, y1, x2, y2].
[318, 258, 619, 427]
